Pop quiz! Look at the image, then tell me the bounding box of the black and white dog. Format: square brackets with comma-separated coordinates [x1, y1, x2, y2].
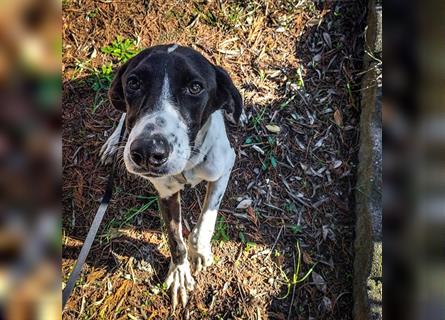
[100, 44, 242, 308]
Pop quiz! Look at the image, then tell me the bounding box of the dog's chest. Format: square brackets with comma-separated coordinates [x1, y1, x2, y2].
[181, 170, 204, 187]
[148, 111, 232, 198]
[149, 151, 223, 198]
[169, 170, 204, 189]
[147, 165, 206, 198]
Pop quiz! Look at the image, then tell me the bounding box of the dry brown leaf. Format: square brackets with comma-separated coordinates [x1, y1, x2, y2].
[302, 251, 313, 265]
[334, 109, 343, 126]
[100, 280, 132, 317]
[247, 206, 258, 226]
[275, 254, 284, 267]
[86, 268, 106, 284]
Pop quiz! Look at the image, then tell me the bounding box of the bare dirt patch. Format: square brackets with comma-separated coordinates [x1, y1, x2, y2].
[62, 0, 366, 319]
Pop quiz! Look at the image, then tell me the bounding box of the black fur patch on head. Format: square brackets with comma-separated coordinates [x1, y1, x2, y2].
[108, 44, 243, 147]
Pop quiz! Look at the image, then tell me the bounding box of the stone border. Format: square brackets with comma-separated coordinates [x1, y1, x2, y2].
[353, 0, 382, 319]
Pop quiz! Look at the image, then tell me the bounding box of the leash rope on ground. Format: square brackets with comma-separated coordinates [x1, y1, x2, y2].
[62, 120, 126, 310]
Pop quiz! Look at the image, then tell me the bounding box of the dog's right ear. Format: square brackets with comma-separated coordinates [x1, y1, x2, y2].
[213, 65, 243, 124]
[108, 61, 130, 111]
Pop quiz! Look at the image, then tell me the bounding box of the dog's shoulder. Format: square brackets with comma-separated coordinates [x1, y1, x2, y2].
[185, 111, 235, 182]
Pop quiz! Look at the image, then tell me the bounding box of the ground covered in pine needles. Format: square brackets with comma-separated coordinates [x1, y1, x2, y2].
[62, 0, 367, 319]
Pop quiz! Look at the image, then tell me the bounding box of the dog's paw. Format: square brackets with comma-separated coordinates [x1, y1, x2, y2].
[188, 243, 213, 275]
[164, 260, 195, 310]
[99, 131, 121, 165]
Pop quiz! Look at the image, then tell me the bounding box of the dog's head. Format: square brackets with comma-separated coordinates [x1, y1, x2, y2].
[108, 44, 242, 178]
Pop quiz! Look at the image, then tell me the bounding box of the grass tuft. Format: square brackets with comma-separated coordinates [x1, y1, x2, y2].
[101, 36, 141, 63]
[278, 241, 316, 300]
[212, 215, 230, 242]
[100, 196, 158, 243]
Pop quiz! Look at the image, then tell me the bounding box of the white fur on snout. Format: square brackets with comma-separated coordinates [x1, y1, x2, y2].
[123, 75, 190, 178]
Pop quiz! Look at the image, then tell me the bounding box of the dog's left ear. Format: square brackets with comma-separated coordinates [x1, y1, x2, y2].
[213, 65, 243, 124]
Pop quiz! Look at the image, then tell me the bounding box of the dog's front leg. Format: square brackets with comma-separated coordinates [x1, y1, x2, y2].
[189, 150, 235, 274]
[159, 192, 195, 309]
[100, 113, 126, 164]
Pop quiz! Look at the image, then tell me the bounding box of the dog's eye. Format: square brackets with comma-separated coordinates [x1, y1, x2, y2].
[188, 82, 202, 95]
[127, 76, 140, 91]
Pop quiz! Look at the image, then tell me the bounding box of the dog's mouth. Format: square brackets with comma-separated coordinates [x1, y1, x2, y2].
[140, 171, 164, 178]
[132, 167, 168, 178]
[129, 159, 189, 179]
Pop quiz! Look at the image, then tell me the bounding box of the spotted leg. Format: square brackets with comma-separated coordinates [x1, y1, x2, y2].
[188, 149, 235, 274]
[159, 192, 195, 310]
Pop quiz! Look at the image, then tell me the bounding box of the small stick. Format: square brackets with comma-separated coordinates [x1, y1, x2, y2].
[266, 225, 284, 259]
[194, 188, 202, 212]
[287, 251, 297, 320]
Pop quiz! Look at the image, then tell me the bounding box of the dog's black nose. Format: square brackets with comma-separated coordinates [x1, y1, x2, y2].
[130, 135, 170, 167]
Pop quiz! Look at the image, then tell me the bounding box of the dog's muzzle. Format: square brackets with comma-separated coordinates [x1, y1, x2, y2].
[130, 134, 171, 169]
